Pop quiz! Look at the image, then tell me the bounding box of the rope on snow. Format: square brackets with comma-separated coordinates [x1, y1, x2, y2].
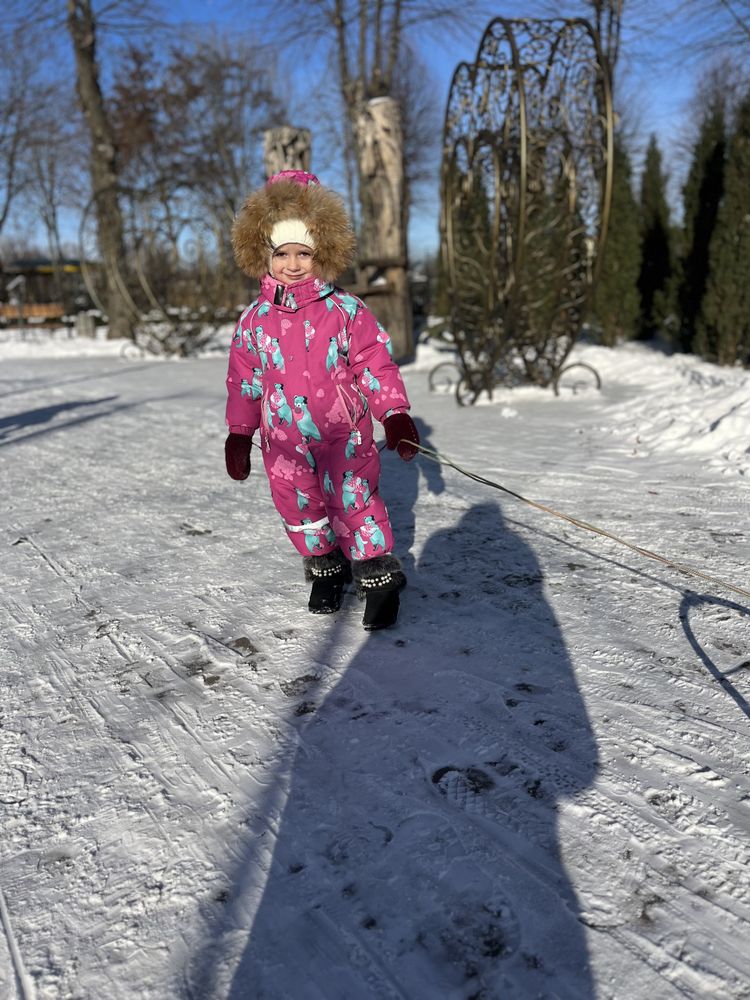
[402, 441, 750, 604]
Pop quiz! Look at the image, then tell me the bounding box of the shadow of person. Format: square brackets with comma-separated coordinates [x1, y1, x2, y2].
[379, 416, 445, 577]
[0, 396, 119, 440]
[191, 501, 598, 999]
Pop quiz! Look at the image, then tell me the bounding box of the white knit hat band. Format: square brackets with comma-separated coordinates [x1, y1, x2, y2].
[269, 219, 315, 250]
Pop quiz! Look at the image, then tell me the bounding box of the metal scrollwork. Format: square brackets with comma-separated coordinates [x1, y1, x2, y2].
[439, 18, 613, 401]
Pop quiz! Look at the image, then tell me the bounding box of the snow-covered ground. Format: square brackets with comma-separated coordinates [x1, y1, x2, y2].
[1, 327, 748, 1000]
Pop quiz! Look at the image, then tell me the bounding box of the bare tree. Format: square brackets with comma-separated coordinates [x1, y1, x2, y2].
[586, 0, 624, 72]
[0, 31, 45, 243]
[8, 0, 166, 337]
[260, 0, 493, 358]
[109, 36, 285, 316]
[162, 36, 284, 225]
[66, 0, 136, 337]
[26, 88, 88, 308]
[682, 0, 750, 47]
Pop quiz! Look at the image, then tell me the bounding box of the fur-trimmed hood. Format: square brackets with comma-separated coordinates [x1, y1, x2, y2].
[232, 178, 357, 282]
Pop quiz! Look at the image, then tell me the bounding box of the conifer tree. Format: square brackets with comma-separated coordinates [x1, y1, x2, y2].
[637, 135, 673, 338]
[591, 134, 641, 345]
[696, 90, 750, 365]
[677, 95, 726, 352]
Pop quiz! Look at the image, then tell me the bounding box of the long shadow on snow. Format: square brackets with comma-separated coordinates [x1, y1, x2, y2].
[0, 396, 119, 439]
[0, 393, 188, 449]
[680, 592, 750, 720]
[191, 494, 598, 998]
[0, 360, 159, 400]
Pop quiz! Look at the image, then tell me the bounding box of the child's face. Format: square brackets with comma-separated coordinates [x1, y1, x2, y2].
[271, 243, 316, 283]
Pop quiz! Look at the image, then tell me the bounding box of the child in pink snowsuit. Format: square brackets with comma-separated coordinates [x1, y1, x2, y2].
[224, 170, 420, 631]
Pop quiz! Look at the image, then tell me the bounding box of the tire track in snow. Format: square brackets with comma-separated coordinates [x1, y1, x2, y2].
[10, 530, 271, 801]
[398, 608, 750, 998]
[0, 889, 36, 1000]
[4, 537, 292, 998]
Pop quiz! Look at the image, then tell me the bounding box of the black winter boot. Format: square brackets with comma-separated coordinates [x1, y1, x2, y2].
[352, 555, 406, 631]
[304, 550, 351, 614]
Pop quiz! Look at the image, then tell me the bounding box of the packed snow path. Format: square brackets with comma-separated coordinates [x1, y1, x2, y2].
[1, 342, 748, 999]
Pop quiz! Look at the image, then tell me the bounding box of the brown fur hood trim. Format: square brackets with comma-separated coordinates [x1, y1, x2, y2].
[232, 179, 357, 281]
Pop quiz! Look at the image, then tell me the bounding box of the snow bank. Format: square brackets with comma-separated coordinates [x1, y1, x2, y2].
[0, 326, 128, 359]
[573, 342, 750, 476]
[406, 337, 750, 477]
[0, 324, 233, 361]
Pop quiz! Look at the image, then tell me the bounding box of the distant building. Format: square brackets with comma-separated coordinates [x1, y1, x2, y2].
[0, 257, 94, 322]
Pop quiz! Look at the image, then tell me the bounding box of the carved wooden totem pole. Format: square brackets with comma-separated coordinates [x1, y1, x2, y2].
[354, 96, 413, 361]
[263, 127, 312, 177]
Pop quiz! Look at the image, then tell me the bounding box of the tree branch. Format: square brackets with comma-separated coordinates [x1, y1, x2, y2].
[384, 0, 403, 91]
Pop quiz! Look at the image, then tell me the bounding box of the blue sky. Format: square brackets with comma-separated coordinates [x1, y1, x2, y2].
[8, 1, 736, 257]
[161, 1, 712, 254]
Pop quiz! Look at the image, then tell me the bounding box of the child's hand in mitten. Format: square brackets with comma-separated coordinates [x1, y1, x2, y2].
[383, 412, 420, 462]
[225, 433, 253, 480]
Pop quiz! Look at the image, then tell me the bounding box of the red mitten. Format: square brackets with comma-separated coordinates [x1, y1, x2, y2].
[383, 412, 420, 462]
[225, 433, 252, 480]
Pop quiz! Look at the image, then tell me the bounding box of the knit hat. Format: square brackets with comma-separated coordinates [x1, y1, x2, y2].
[268, 219, 315, 252]
[232, 171, 357, 281]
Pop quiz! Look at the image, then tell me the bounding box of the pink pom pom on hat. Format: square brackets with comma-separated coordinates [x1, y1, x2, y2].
[266, 170, 320, 188]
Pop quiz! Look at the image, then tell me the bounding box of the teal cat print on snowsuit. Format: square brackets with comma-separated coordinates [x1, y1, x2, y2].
[270, 338, 285, 371]
[376, 324, 393, 357]
[304, 320, 315, 350]
[338, 293, 360, 322]
[345, 429, 359, 459]
[360, 367, 381, 394]
[270, 384, 293, 426]
[342, 470, 370, 512]
[360, 514, 385, 552]
[342, 470, 358, 512]
[249, 369, 263, 399]
[353, 529, 367, 557]
[301, 519, 337, 554]
[293, 395, 322, 442]
[326, 337, 339, 372]
[257, 326, 270, 369]
[301, 520, 323, 553]
[296, 441, 316, 469]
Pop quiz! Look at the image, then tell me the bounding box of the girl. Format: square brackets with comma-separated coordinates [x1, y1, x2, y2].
[224, 170, 419, 631]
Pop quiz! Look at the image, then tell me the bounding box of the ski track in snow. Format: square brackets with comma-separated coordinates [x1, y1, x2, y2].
[0, 340, 749, 999]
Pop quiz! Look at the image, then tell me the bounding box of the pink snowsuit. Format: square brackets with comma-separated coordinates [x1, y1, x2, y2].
[226, 273, 411, 561]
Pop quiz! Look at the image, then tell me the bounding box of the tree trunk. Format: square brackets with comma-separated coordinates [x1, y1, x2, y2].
[263, 127, 312, 177]
[354, 96, 413, 360]
[67, 0, 133, 340]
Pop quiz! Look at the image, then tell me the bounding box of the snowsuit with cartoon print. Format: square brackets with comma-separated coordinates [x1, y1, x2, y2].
[225, 272, 410, 562]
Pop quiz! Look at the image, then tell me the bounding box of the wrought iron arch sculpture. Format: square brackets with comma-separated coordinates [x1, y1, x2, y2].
[439, 18, 613, 401]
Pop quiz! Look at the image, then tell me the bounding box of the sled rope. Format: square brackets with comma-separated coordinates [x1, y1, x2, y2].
[405, 441, 750, 603]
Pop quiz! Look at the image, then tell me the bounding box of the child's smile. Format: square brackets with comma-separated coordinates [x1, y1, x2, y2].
[271, 243, 316, 283]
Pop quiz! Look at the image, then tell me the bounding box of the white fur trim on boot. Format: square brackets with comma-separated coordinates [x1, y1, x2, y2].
[303, 549, 350, 582]
[351, 554, 406, 598]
